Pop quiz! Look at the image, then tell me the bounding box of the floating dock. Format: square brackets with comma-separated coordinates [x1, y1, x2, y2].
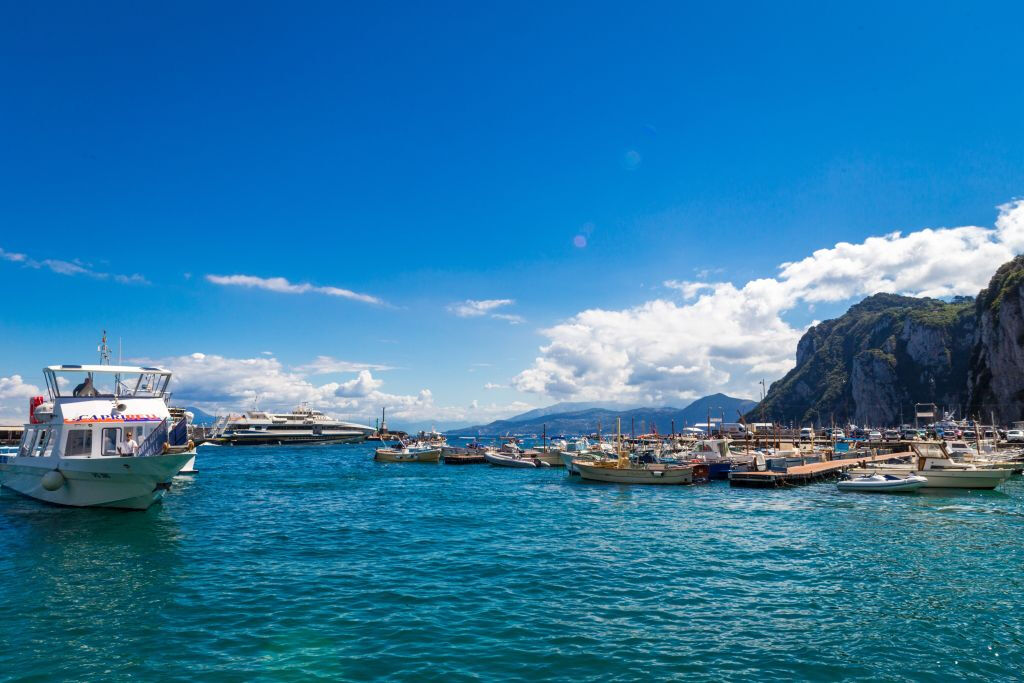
[729, 452, 912, 488]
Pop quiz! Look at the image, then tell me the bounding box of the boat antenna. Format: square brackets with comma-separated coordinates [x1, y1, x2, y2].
[98, 330, 112, 365]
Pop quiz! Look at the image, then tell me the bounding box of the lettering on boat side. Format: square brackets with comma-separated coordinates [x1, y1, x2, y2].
[63, 414, 163, 424]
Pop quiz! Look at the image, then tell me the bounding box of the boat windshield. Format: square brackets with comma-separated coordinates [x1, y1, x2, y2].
[43, 365, 172, 399]
[912, 443, 946, 459]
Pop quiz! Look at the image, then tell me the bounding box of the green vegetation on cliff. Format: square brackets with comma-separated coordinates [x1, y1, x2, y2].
[750, 294, 975, 426]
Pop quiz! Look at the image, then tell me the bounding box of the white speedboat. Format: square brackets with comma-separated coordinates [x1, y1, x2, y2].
[837, 473, 928, 493]
[483, 450, 551, 468]
[0, 364, 196, 510]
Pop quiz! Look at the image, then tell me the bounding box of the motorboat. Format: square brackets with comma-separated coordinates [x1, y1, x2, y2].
[209, 403, 374, 445]
[837, 473, 928, 493]
[483, 450, 551, 468]
[850, 443, 1012, 489]
[0, 363, 196, 510]
[373, 443, 442, 463]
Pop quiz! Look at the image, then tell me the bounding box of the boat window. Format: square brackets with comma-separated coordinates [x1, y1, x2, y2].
[19, 428, 36, 457]
[66, 429, 93, 457]
[102, 428, 121, 456]
[33, 429, 50, 456]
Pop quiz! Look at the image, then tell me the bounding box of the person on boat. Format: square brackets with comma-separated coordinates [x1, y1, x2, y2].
[118, 430, 139, 456]
[72, 375, 99, 397]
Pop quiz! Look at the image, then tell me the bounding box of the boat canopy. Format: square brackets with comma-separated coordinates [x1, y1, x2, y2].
[43, 365, 172, 400]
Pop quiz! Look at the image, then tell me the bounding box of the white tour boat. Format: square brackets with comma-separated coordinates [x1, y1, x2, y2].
[0, 364, 197, 510]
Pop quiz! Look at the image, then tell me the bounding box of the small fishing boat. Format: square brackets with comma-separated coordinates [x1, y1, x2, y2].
[483, 450, 551, 468]
[837, 473, 928, 493]
[575, 419, 697, 485]
[576, 459, 695, 484]
[373, 443, 441, 463]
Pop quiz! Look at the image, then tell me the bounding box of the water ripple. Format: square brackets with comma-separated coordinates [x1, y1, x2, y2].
[2, 443, 1024, 680]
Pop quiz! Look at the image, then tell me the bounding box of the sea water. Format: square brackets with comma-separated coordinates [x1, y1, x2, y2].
[1, 443, 1022, 681]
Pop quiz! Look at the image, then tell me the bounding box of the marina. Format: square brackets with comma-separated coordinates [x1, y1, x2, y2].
[5, 3, 1024, 679]
[4, 440, 1024, 679]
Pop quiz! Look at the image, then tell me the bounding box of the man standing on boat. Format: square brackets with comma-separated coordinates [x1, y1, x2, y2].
[118, 430, 139, 456]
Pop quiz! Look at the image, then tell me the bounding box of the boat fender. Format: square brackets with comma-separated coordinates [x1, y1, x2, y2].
[41, 470, 65, 491]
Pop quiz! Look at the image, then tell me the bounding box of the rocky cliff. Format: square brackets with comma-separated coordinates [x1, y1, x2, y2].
[968, 255, 1024, 422]
[752, 293, 976, 426]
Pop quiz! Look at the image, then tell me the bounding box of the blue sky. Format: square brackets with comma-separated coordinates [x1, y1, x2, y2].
[2, 2, 1024, 426]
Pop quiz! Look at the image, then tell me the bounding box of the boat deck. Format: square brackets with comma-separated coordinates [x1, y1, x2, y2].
[729, 452, 914, 488]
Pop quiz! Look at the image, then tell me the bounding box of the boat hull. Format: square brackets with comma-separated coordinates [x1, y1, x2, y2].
[374, 448, 441, 463]
[854, 466, 1011, 489]
[178, 455, 198, 474]
[576, 463, 694, 484]
[483, 452, 548, 468]
[212, 433, 367, 446]
[0, 452, 195, 510]
[837, 476, 927, 493]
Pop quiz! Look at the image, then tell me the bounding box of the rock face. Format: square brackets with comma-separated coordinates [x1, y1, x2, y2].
[968, 256, 1024, 422]
[752, 294, 975, 426]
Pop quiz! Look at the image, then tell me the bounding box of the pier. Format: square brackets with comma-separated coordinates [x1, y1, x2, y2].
[729, 451, 912, 488]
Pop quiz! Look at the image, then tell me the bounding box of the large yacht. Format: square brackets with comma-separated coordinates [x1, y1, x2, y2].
[209, 404, 374, 445]
[0, 364, 196, 510]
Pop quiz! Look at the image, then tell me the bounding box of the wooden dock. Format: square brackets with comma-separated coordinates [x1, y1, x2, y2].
[729, 452, 913, 488]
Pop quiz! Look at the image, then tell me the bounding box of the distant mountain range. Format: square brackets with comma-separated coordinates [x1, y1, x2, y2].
[448, 393, 757, 436]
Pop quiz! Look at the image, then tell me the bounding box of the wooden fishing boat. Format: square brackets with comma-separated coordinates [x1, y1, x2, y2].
[576, 459, 694, 484]
[373, 445, 441, 463]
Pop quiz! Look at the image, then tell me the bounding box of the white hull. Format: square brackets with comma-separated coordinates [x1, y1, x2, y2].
[483, 452, 549, 468]
[856, 465, 1011, 489]
[576, 462, 693, 484]
[838, 475, 927, 493]
[0, 452, 195, 510]
[178, 455, 198, 474]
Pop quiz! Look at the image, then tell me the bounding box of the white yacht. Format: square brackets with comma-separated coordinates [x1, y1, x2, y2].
[210, 403, 373, 445]
[0, 364, 196, 510]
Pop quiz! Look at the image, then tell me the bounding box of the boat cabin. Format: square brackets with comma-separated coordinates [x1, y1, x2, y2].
[17, 365, 174, 460]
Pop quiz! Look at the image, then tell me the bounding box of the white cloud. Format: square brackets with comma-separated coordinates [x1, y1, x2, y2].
[132, 352, 531, 425]
[0, 248, 149, 285]
[514, 199, 1024, 403]
[334, 370, 384, 398]
[447, 298, 524, 323]
[293, 355, 394, 375]
[0, 248, 27, 263]
[447, 298, 514, 317]
[483, 382, 506, 390]
[206, 274, 384, 305]
[0, 375, 43, 422]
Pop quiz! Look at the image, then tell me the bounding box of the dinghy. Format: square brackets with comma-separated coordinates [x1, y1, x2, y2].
[837, 473, 927, 493]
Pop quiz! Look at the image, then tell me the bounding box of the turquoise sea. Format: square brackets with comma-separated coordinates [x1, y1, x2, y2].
[2, 442, 1023, 681]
